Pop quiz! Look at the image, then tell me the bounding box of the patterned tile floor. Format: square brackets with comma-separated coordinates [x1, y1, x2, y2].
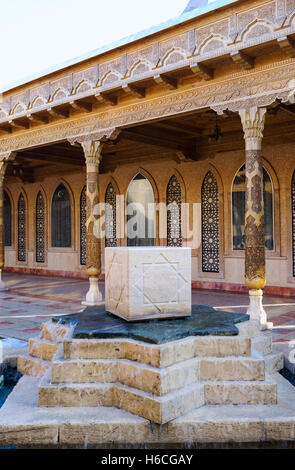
[0, 273, 294, 372]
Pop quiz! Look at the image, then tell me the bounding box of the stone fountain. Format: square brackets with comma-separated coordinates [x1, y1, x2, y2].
[0, 247, 294, 448]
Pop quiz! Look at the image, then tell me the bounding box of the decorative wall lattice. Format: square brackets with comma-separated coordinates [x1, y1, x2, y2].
[51, 184, 71, 248]
[80, 186, 86, 265]
[105, 182, 117, 247]
[292, 172, 295, 277]
[17, 193, 26, 262]
[167, 175, 182, 247]
[36, 191, 45, 263]
[201, 171, 219, 273]
[4, 191, 12, 247]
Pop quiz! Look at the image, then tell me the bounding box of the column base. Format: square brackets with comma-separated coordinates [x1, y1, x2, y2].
[82, 276, 104, 307]
[247, 289, 272, 330]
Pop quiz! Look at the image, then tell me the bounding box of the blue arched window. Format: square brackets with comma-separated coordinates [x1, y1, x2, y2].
[80, 186, 86, 265]
[105, 182, 117, 247]
[167, 175, 182, 247]
[51, 184, 71, 247]
[4, 191, 12, 247]
[17, 193, 26, 261]
[36, 191, 45, 263]
[201, 171, 220, 273]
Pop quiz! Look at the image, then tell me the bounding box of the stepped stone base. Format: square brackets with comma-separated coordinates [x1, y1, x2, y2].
[16, 317, 287, 427]
[0, 373, 294, 448]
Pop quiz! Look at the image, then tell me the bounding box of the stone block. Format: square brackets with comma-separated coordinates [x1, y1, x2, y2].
[105, 247, 191, 321]
[113, 384, 204, 424]
[29, 339, 59, 362]
[39, 383, 113, 407]
[204, 381, 277, 404]
[251, 335, 272, 356]
[194, 336, 251, 357]
[264, 353, 284, 374]
[63, 339, 125, 360]
[199, 358, 265, 381]
[51, 359, 117, 384]
[41, 321, 73, 343]
[17, 355, 50, 377]
[265, 419, 295, 441]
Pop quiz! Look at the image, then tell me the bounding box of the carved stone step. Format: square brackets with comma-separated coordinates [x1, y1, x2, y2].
[63, 335, 252, 367]
[39, 382, 113, 407]
[204, 380, 277, 404]
[199, 357, 265, 381]
[41, 321, 75, 343]
[39, 379, 204, 425]
[264, 352, 284, 374]
[29, 338, 60, 362]
[18, 354, 51, 377]
[51, 357, 201, 396]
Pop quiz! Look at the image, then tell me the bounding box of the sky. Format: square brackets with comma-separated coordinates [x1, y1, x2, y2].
[0, 0, 215, 92]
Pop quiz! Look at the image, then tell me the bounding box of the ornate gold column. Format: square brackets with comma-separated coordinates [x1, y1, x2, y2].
[0, 160, 7, 290]
[81, 140, 104, 306]
[239, 107, 270, 328]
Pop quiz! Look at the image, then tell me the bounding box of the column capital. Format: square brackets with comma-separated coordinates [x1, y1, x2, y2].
[81, 140, 103, 167]
[239, 107, 267, 151]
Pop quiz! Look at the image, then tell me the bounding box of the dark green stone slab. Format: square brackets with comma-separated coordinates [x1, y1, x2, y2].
[60, 305, 249, 345]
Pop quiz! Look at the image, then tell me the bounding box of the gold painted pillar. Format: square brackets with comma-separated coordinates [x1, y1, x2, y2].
[239, 107, 270, 328]
[0, 160, 7, 290]
[81, 140, 104, 306]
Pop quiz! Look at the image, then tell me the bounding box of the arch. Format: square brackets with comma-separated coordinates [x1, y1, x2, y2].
[239, 19, 274, 43]
[105, 182, 117, 247]
[100, 71, 122, 87]
[51, 183, 72, 247]
[127, 59, 152, 78]
[4, 190, 12, 247]
[51, 87, 68, 102]
[166, 175, 182, 247]
[31, 96, 47, 108]
[201, 171, 220, 273]
[36, 190, 46, 263]
[17, 192, 26, 262]
[232, 164, 274, 251]
[11, 102, 26, 115]
[160, 47, 187, 67]
[197, 34, 227, 56]
[80, 185, 86, 265]
[126, 173, 155, 247]
[74, 80, 93, 95]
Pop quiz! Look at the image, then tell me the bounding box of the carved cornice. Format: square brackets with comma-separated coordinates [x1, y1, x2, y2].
[0, 62, 295, 154]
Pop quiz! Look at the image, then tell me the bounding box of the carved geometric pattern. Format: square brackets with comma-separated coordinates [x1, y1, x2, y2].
[17, 193, 26, 262]
[36, 191, 45, 263]
[166, 175, 182, 247]
[105, 182, 117, 248]
[51, 183, 71, 248]
[4, 191, 12, 247]
[292, 172, 295, 277]
[201, 171, 219, 273]
[80, 185, 86, 265]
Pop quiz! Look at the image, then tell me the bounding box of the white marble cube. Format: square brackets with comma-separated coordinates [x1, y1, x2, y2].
[105, 247, 191, 321]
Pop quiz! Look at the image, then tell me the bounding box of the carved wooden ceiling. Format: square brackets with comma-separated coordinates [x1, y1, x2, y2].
[5, 101, 295, 183]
